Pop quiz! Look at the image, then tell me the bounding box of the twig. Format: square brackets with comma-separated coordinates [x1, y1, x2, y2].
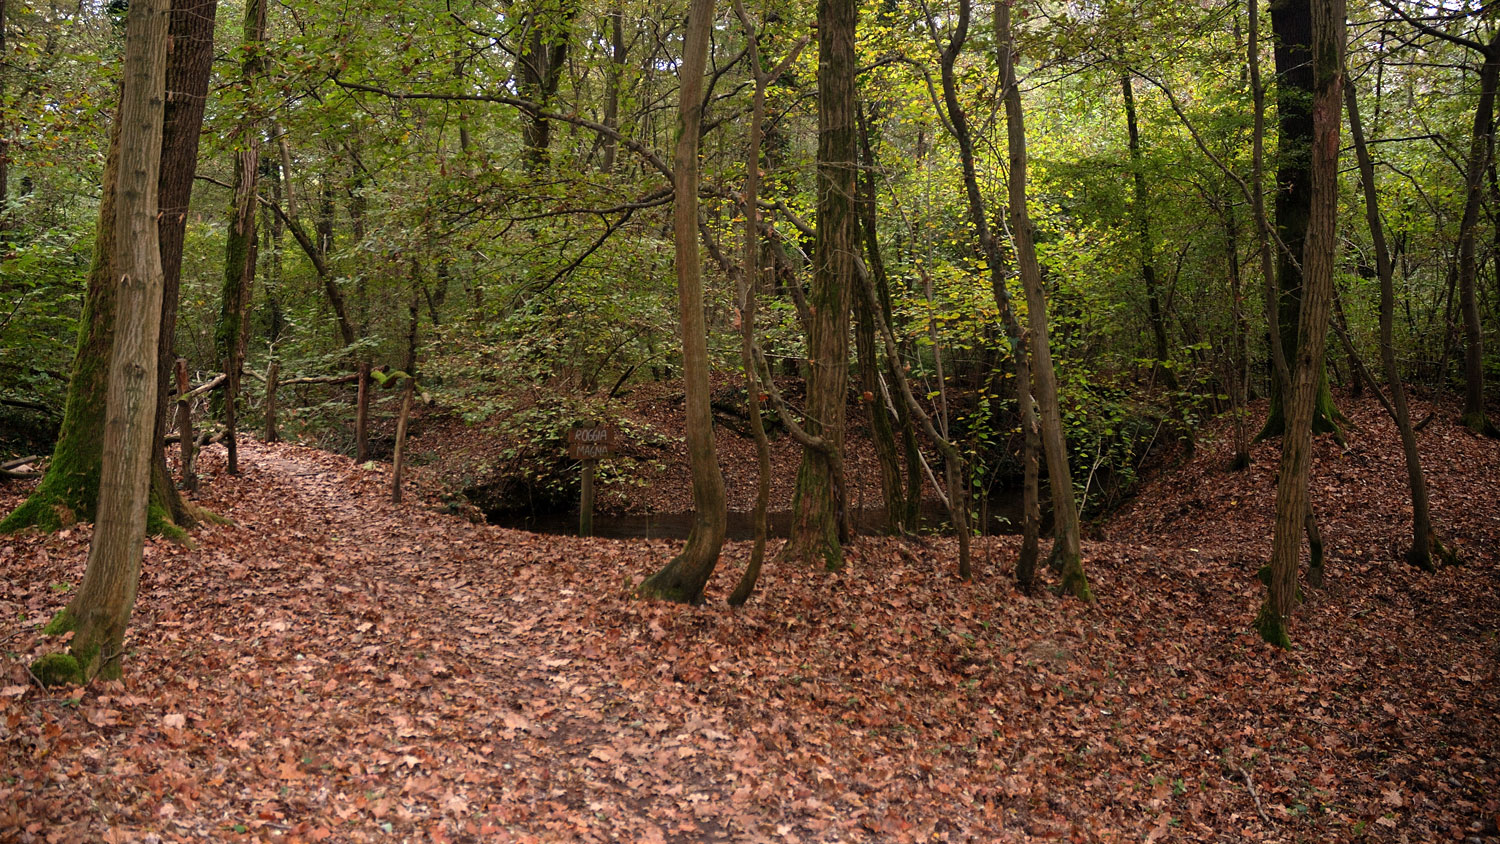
[1237, 765, 1271, 824]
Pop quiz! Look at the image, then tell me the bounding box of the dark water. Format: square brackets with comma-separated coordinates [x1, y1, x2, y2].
[488, 493, 1029, 540]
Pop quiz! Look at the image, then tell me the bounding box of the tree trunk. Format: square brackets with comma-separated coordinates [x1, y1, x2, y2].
[600, 0, 624, 174]
[391, 378, 414, 504]
[216, 0, 266, 476]
[1000, 1, 1090, 601]
[33, 0, 170, 686]
[784, 0, 856, 571]
[1258, 0, 1343, 648]
[151, 0, 218, 526]
[264, 358, 279, 443]
[1260, 0, 1342, 441]
[175, 358, 198, 490]
[638, 0, 726, 603]
[1346, 77, 1448, 571]
[1121, 72, 1176, 391]
[727, 5, 805, 606]
[2, 3, 210, 537]
[1457, 35, 1500, 436]
[355, 361, 371, 462]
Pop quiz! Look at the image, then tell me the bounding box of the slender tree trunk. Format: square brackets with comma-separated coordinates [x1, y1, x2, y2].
[391, 378, 414, 504]
[1121, 72, 1176, 391]
[1258, 0, 1343, 648]
[784, 0, 857, 571]
[32, 0, 170, 686]
[601, 0, 624, 174]
[854, 106, 910, 533]
[1346, 78, 1452, 570]
[174, 359, 198, 491]
[217, 0, 266, 476]
[264, 358, 279, 443]
[1000, 1, 1090, 600]
[1457, 36, 1500, 436]
[728, 7, 805, 606]
[355, 361, 371, 462]
[638, 0, 726, 603]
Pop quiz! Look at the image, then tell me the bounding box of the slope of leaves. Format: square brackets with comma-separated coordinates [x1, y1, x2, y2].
[2, 390, 1497, 842]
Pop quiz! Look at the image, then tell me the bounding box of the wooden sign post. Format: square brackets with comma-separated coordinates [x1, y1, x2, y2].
[567, 425, 617, 536]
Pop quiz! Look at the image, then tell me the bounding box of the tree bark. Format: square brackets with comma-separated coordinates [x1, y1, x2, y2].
[1258, 0, 1343, 648]
[1000, 1, 1090, 600]
[216, 0, 266, 476]
[1345, 77, 1449, 571]
[1456, 35, 1500, 436]
[784, 0, 857, 571]
[1260, 0, 1342, 441]
[34, 0, 170, 686]
[638, 0, 726, 603]
[151, 0, 218, 525]
[1120, 72, 1176, 391]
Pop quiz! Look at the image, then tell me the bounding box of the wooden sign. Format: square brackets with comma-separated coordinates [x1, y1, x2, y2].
[567, 425, 618, 460]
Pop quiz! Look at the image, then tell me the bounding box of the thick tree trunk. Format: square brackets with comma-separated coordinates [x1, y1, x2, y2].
[1000, 2, 1090, 600]
[1258, 0, 1343, 648]
[1260, 0, 1341, 441]
[1457, 35, 1500, 436]
[151, 0, 218, 526]
[2, 3, 210, 536]
[784, 0, 857, 571]
[600, 1, 624, 174]
[217, 0, 266, 476]
[638, 0, 726, 603]
[32, 0, 170, 686]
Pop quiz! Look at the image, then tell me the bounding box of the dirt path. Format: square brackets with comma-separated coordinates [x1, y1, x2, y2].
[4, 400, 1500, 843]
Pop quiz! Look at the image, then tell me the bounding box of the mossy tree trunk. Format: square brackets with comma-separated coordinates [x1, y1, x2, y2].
[36, 0, 170, 685]
[217, 0, 266, 476]
[1258, 0, 1343, 648]
[638, 0, 726, 604]
[1260, 0, 1342, 442]
[1000, 1, 1090, 601]
[784, 0, 856, 571]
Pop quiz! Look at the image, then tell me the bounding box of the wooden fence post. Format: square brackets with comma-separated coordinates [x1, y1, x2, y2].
[355, 361, 371, 462]
[264, 359, 279, 443]
[391, 378, 415, 503]
[175, 358, 197, 491]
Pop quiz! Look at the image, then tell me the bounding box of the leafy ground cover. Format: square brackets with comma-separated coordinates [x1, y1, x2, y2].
[2, 391, 1497, 843]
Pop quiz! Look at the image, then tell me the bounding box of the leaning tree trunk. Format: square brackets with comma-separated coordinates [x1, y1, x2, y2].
[1346, 78, 1455, 570]
[1258, 0, 1343, 649]
[783, 0, 857, 571]
[1000, 1, 1090, 601]
[638, 0, 726, 603]
[216, 0, 266, 476]
[1456, 35, 1500, 437]
[151, 0, 218, 527]
[32, 0, 170, 686]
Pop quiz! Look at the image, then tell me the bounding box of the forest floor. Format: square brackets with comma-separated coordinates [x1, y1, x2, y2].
[2, 390, 1498, 843]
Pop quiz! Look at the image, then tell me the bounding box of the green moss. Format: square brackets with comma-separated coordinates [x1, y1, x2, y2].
[1254, 605, 1291, 649]
[42, 608, 76, 636]
[31, 652, 84, 686]
[1058, 557, 1094, 603]
[1459, 410, 1500, 439]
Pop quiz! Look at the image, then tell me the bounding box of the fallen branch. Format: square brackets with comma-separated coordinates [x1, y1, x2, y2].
[1237, 765, 1271, 825]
